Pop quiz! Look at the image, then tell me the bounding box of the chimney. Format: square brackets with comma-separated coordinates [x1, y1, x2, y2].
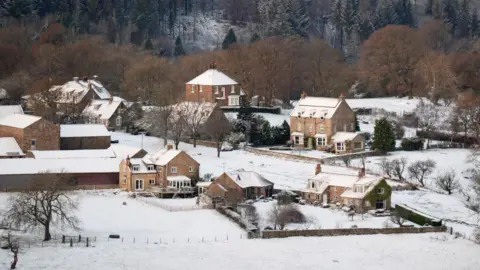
[87, 80, 91, 90]
[339, 93, 345, 102]
[126, 155, 130, 166]
[73, 77, 79, 82]
[167, 144, 173, 150]
[300, 90, 307, 99]
[315, 163, 321, 175]
[109, 96, 113, 104]
[358, 168, 365, 178]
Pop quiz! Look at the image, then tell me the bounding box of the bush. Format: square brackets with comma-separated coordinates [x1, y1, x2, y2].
[394, 121, 405, 139]
[401, 138, 424, 151]
[395, 204, 442, 226]
[226, 132, 245, 149]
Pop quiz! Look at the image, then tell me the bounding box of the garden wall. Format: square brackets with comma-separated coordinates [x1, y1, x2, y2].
[261, 226, 447, 239]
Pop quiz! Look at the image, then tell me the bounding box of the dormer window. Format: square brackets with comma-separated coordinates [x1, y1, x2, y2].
[132, 165, 139, 171]
[147, 165, 154, 171]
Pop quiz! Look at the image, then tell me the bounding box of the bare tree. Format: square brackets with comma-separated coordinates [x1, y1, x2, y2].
[243, 205, 260, 225]
[177, 102, 213, 148]
[390, 158, 408, 181]
[169, 108, 187, 150]
[1, 232, 20, 269]
[380, 157, 393, 178]
[414, 100, 442, 149]
[390, 211, 408, 227]
[436, 170, 460, 195]
[139, 106, 174, 147]
[341, 155, 352, 167]
[407, 159, 436, 186]
[268, 203, 306, 230]
[205, 111, 231, 158]
[4, 171, 80, 241]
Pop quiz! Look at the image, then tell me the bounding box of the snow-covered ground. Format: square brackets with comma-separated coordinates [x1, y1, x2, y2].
[254, 201, 407, 230]
[1, 234, 479, 270]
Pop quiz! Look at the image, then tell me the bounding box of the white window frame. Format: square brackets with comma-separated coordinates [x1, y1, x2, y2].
[116, 116, 122, 126]
[377, 188, 385, 194]
[191, 85, 195, 93]
[149, 179, 155, 185]
[294, 136, 301, 145]
[171, 167, 177, 173]
[231, 85, 235, 94]
[135, 179, 144, 190]
[214, 86, 219, 94]
[336, 142, 345, 151]
[350, 122, 355, 131]
[132, 165, 139, 172]
[228, 95, 240, 106]
[147, 165, 154, 171]
[319, 123, 325, 133]
[199, 85, 203, 92]
[354, 141, 363, 150]
[188, 166, 194, 172]
[317, 136, 326, 147]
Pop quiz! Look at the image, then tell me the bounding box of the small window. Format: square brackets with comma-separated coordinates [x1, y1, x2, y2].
[317, 136, 326, 146]
[199, 85, 203, 92]
[149, 179, 155, 185]
[294, 136, 300, 145]
[31, 139, 36, 146]
[214, 86, 219, 94]
[171, 167, 177, 173]
[231, 85, 235, 94]
[147, 165, 154, 171]
[336, 142, 345, 151]
[188, 166, 194, 172]
[31, 139, 36, 150]
[319, 124, 325, 133]
[116, 116, 122, 127]
[354, 142, 363, 150]
[377, 188, 385, 194]
[311, 181, 315, 189]
[191, 85, 195, 93]
[132, 165, 139, 171]
[350, 122, 355, 131]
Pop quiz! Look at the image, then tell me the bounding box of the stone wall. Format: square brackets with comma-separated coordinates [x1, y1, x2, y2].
[261, 226, 447, 239]
[245, 147, 323, 163]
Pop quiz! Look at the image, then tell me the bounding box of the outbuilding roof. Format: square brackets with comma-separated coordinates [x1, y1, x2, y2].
[226, 169, 273, 188]
[0, 138, 24, 157]
[0, 158, 119, 175]
[30, 149, 116, 159]
[0, 105, 24, 119]
[60, 124, 110, 138]
[331, 132, 363, 142]
[186, 69, 238, 86]
[82, 98, 124, 120]
[0, 114, 41, 129]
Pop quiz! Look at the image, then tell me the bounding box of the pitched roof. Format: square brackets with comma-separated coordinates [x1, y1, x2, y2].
[226, 169, 273, 188]
[60, 124, 110, 138]
[331, 132, 363, 142]
[186, 69, 238, 86]
[109, 144, 143, 159]
[82, 98, 123, 120]
[30, 149, 116, 159]
[0, 114, 41, 128]
[290, 96, 343, 119]
[0, 137, 24, 157]
[147, 148, 183, 166]
[0, 105, 23, 119]
[0, 158, 119, 175]
[45, 79, 112, 104]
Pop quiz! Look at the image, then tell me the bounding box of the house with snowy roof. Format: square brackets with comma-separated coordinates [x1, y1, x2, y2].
[119, 144, 200, 197]
[60, 124, 111, 150]
[207, 169, 274, 204]
[185, 62, 245, 107]
[0, 114, 60, 153]
[82, 96, 127, 129]
[303, 164, 391, 211]
[290, 92, 365, 153]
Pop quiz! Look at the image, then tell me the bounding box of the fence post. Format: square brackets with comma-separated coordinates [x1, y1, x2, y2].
[62, 235, 66, 244]
[86, 237, 89, 247]
[133, 237, 135, 243]
[78, 235, 81, 242]
[70, 238, 73, 247]
[147, 238, 148, 244]
[122, 237, 123, 243]
[450, 227, 453, 235]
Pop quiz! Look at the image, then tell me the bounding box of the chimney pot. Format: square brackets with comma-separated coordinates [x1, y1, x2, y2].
[315, 163, 321, 175]
[73, 77, 79, 82]
[339, 93, 345, 101]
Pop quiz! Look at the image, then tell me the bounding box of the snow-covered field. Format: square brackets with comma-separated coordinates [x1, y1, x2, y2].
[1, 234, 478, 270]
[254, 201, 406, 230]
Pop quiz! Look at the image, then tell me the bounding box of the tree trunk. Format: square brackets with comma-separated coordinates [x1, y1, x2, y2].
[193, 135, 197, 148]
[217, 142, 221, 158]
[44, 223, 51, 241]
[175, 140, 179, 150]
[10, 250, 18, 269]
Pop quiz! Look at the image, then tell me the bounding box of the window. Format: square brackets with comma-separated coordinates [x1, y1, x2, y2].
[188, 166, 194, 172]
[199, 85, 203, 92]
[319, 124, 325, 133]
[311, 181, 315, 189]
[333, 124, 337, 133]
[317, 136, 326, 147]
[231, 85, 235, 94]
[30, 139, 36, 150]
[350, 122, 355, 131]
[228, 95, 240, 106]
[354, 142, 363, 150]
[296, 122, 302, 132]
[376, 199, 385, 209]
[377, 188, 385, 194]
[214, 86, 219, 94]
[147, 165, 154, 171]
[294, 136, 300, 145]
[171, 167, 177, 173]
[191, 85, 195, 93]
[132, 165, 139, 171]
[336, 142, 345, 151]
[135, 179, 144, 190]
[149, 179, 155, 185]
[308, 124, 313, 133]
[116, 116, 122, 127]
[221, 87, 225, 98]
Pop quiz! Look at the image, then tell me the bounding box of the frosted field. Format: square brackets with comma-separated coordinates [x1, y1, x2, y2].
[1, 234, 479, 270]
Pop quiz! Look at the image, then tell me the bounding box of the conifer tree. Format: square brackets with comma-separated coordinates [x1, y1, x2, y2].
[173, 35, 185, 57]
[1, 0, 32, 20]
[280, 120, 291, 143]
[222, 28, 237, 49]
[237, 96, 255, 144]
[372, 117, 396, 153]
[261, 121, 274, 145]
[144, 39, 153, 50]
[470, 9, 480, 39]
[425, 0, 433, 15]
[354, 113, 360, 131]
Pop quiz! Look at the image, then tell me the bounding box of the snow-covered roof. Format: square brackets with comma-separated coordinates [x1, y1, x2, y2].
[310, 173, 359, 188]
[0, 114, 41, 128]
[0, 105, 24, 119]
[186, 69, 238, 86]
[60, 124, 110, 138]
[82, 98, 123, 120]
[0, 138, 24, 157]
[30, 149, 116, 159]
[167, 175, 191, 182]
[226, 169, 273, 188]
[0, 158, 119, 175]
[196, 181, 212, 187]
[148, 148, 183, 166]
[45, 79, 111, 104]
[290, 96, 343, 119]
[291, 132, 304, 136]
[109, 144, 143, 159]
[331, 132, 363, 142]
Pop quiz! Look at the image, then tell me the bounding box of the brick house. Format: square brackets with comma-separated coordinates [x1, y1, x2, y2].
[185, 64, 245, 107]
[207, 169, 274, 205]
[0, 137, 25, 158]
[60, 124, 111, 150]
[290, 93, 365, 153]
[0, 114, 60, 153]
[119, 145, 200, 197]
[82, 97, 127, 129]
[303, 164, 391, 211]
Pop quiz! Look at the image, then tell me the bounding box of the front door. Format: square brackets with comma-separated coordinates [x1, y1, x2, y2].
[135, 179, 144, 190]
[322, 194, 328, 204]
[375, 199, 385, 209]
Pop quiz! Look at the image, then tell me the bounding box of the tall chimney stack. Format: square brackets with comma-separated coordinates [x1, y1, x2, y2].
[339, 92, 345, 102]
[315, 163, 321, 175]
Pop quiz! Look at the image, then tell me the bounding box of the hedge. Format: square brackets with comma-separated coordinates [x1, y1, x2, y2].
[220, 106, 282, 114]
[395, 204, 442, 227]
[401, 138, 424, 151]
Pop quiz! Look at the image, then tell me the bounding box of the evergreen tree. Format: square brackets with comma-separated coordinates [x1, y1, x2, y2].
[341, 0, 359, 38]
[470, 8, 480, 39]
[144, 38, 153, 50]
[250, 115, 265, 146]
[425, 0, 433, 15]
[372, 117, 396, 153]
[443, 0, 459, 34]
[394, 0, 415, 27]
[250, 32, 261, 43]
[33, 0, 55, 17]
[222, 28, 237, 49]
[237, 96, 254, 122]
[354, 113, 360, 131]
[457, 0, 471, 38]
[1, 0, 32, 20]
[273, 0, 295, 36]
[261, 121, 274, 145]
[279, 120, 291, 143]
[173, 35, 185, 57]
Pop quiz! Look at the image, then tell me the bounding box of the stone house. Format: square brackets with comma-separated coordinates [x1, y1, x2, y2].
[60, 124, 111, 150]
[0, 137, 25, 158]
[119, 145, 200, 197]
[302, 164, 391, 211]
[207, 169, 274, 204]
[185, 64, 245, 107]
[290, 93, 365, 153]
[82, 97, 127, 129]
[0, 114, 60, 153]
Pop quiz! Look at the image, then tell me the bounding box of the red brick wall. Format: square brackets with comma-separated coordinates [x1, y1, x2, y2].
[185, 84, 239, 106]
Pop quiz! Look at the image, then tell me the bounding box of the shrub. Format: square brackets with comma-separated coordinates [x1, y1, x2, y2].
[401, 138, 424, 151]
[372, 117, 395, 153]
